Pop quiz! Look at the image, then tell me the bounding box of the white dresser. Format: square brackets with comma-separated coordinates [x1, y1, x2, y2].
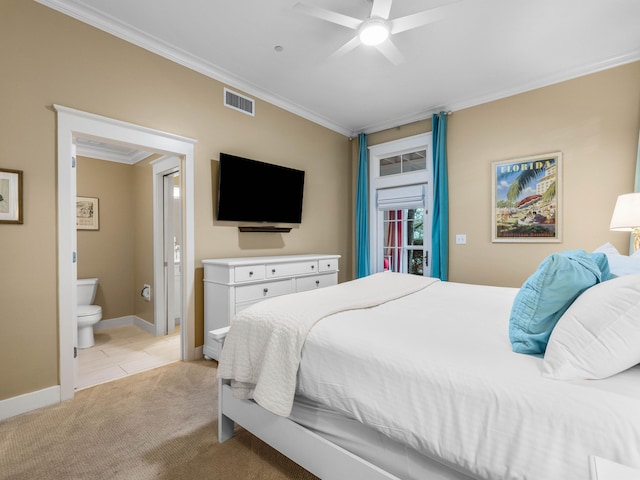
[202, 254, 340, 360]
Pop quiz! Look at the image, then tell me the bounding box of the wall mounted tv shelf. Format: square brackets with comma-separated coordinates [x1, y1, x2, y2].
[238, 226, 292, 233]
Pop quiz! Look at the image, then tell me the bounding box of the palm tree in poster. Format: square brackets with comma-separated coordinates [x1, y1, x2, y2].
[504, 163, 556, 205]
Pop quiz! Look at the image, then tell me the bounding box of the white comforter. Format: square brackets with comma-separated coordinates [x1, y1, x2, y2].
[297, 280, 640, 480]
[217, 271, 439, 416]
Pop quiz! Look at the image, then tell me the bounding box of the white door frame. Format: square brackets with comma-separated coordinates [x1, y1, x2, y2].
[368, 133, 432, 274]
[55, 105, 197, 401]
[152, 157, 180, 336]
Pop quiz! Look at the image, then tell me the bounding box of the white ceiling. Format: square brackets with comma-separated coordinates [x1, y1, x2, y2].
[75, 137, 152, 164]
[39, 0, 640, 137]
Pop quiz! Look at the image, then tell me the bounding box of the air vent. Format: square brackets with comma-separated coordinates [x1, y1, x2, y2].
[224, 88, 255, 116]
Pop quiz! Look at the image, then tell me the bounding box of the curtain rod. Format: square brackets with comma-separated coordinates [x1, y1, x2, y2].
[350, 111, 453, 140]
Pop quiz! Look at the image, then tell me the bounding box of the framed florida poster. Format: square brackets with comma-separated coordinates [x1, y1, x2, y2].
[491, 152, 562, 243]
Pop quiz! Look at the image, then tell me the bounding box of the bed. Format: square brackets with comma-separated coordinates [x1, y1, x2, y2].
[216, 252, 640, 480]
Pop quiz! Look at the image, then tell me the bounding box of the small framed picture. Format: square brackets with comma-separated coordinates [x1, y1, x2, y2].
[0, 168, 23, 224]
[491, 152, 562, 243]
[77, 196, 99, 230]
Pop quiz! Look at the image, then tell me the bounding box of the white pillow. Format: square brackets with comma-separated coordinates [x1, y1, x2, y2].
[542, 274, 640, 380]
[594, 242, 621, 256]
[593, 242, 640, 276]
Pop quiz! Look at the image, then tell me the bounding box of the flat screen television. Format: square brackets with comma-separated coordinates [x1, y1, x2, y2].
[217, 153, 305, 224]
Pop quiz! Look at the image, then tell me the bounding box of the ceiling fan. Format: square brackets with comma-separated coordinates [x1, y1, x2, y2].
[293, 0, 461, 65]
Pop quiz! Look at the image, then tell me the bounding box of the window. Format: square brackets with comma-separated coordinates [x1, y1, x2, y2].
[379, 150, 427, 177]
[369, 133, 433, 276]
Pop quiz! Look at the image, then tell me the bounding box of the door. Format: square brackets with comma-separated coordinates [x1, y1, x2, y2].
[71, 143, 79, 387]
[382, 207, 427, 275]
[163, 171, 182, 334]
[153, 155, 182, 337]
[368, 133, 433, 275]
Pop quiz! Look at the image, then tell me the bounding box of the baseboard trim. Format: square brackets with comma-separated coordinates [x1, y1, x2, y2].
[0, 386, 60, 421]
[194, 344, 204, 360]
[94, 315, 155, 335]
[134, 316, 155, 334]
[94, 315, 136, 332]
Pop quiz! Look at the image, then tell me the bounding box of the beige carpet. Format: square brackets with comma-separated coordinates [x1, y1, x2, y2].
[0, 360, 319, 480]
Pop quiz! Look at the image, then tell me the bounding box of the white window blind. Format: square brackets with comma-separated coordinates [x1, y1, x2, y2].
[376, 184, 426, 211]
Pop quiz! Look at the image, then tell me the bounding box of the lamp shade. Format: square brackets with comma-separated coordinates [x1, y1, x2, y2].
[609, 192, 640, 231]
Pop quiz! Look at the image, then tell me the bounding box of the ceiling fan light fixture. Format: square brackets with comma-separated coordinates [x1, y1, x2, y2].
[359, 19, 389, 46]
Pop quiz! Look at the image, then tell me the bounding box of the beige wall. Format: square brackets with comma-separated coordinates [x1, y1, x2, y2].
[447, 63, 640, 286]
[77, 156, 156, 324]
[367, 62, 640, 287]
[77, 157, 135, 321]
[0, 1, 351, 401]
[132, 159, 154, 324]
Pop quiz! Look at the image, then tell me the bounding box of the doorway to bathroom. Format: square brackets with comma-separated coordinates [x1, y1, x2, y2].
[74, 152, 184, 390]
[55, 105, 197, 401]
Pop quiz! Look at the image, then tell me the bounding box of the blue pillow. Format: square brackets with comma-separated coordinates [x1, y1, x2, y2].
[509, 250, 610, 354]
[591, 252, 611, 281]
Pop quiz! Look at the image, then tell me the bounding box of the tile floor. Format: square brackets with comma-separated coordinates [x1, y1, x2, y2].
[76, 324, 181, 390]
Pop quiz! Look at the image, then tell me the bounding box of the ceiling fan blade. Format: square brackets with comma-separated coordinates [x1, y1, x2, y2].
[374, 39, 405, 65]
[370, 0, 393, 20]
[328, 36, 362, 59]
[390, 2, 461, 35]
[293, 2, 362, 30]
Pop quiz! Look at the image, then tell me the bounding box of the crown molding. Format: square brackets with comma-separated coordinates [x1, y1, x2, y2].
[37, 1, 640, 139]
[359, 49, 640, 135]
[35, 0, 353, 137]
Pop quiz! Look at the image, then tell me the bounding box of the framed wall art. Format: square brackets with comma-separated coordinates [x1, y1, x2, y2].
[76, 196, 99, 230]
[491, 152, 562, 243]
[0, 168, 23, 224]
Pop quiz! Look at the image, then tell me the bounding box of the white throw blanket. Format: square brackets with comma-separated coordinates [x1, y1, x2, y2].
[217, 271, 439, 416]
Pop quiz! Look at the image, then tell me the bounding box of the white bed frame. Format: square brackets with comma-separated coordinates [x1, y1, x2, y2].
[218, 379, 403, 480]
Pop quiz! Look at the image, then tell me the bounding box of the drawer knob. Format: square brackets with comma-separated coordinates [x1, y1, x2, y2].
[315, 280, 320, 286]
[263, 288, 268, 295]
[311, 265, 315, 269]
[327, 263, 331, 268]
[249, 271, 253, 276]
[272, 268, 276, 273]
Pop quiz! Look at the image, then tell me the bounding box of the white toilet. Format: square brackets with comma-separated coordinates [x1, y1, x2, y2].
[77, 278, 102, 349]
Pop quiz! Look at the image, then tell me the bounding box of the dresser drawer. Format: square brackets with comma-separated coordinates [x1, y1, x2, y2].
[234, 265, 265, 283]
[318, 258, 339, 272]
[265, 261, 318, 278]
[296, 273, 338, 292]
[235, 279, 292, 303]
